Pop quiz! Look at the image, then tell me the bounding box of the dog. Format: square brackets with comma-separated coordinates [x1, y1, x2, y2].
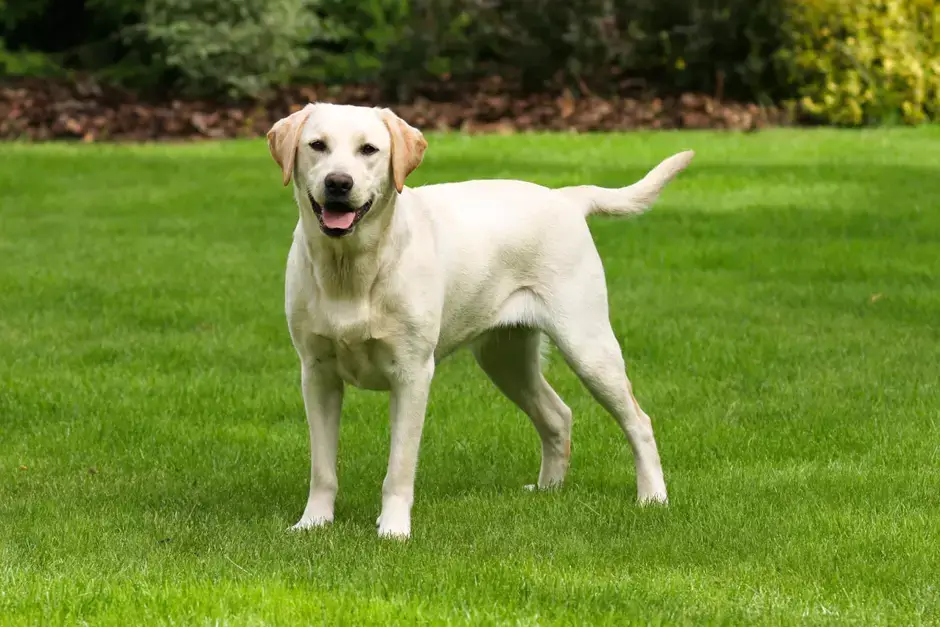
[267, 103, 693, 539]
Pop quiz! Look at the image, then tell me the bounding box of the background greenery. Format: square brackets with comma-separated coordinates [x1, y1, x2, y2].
[2, 0, 939, 125]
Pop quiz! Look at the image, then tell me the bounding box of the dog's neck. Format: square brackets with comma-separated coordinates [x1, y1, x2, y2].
[295, 188, 406, 299]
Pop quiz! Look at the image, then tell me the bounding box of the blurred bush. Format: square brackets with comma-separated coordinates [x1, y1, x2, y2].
[302, 0, 476, 101]
[0, 0, 784, 101]
[1, 0, 938, 124]
[301, 0, 785, 102]
[464, 0, 784, 99]
[1, 0, 141, 81]
[777, 0, 940, 125]
[139, 0, 326, 98]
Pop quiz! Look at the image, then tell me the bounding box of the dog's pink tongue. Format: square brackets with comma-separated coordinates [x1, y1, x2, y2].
[322, 209, 356, 230]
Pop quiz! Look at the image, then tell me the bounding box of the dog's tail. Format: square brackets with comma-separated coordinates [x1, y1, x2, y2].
[557, 150, 694, 218]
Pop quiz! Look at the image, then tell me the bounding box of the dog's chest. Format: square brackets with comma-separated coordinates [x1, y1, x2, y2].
[332, 339, 390, 390]
[304, 297, 393, 391]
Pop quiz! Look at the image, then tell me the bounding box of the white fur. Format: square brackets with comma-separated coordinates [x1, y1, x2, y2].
[276, 103, 694, 539]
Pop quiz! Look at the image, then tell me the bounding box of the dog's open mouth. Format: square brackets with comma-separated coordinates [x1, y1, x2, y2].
[309, 194, 373, 237]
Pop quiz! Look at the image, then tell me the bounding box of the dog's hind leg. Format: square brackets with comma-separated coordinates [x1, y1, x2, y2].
[545, 288, 668, 505]
[472, 327, 572, 489]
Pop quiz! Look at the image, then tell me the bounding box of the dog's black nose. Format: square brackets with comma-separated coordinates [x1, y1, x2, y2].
[324, 172, 354, 195]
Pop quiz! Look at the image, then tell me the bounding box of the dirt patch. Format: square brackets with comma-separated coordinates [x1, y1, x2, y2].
[1, 76, 792, 142]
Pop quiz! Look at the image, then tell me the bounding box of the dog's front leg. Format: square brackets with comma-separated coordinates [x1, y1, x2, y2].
[377, 357, 434, 539]
[292, 359, 343, 531]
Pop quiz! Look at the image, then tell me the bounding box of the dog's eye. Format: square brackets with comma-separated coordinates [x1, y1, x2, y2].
[360, 143, 379, 156]
[309, 139, 327, 152]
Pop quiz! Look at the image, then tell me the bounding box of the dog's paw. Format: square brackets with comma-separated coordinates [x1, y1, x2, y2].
[377, 523, 410, 540]
[289, 514, 333, 532]
[637, 491, 668, 507]
[523, 480, 564, 492]
[376, 502, 411, 540]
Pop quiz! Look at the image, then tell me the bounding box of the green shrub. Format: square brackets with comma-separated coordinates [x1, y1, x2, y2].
[301, 0, 475, 100]
[0, 0, 143, 80]
[0, 39, 60, 77]
[139, 0, 326, 98]
[778, 0, 940, 125]
[313, 0, 784, 101]
[465, 0, 635, 92]
[6, 0, 939, 128]
[633, 0, 786, 102]
[1, 0, 786, 102]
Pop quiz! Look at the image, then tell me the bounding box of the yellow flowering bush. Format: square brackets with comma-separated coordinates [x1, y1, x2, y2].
[778, 0, 940, 125]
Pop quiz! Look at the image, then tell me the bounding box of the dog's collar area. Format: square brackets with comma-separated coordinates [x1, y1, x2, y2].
[308, 193, 374, 238]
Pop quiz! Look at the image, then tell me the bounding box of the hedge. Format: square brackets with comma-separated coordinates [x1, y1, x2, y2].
[1, 0, 938, 125]
[778, 0, 940, 125]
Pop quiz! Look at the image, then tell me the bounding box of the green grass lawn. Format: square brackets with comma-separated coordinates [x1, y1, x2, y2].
[1, 127, 939, 625]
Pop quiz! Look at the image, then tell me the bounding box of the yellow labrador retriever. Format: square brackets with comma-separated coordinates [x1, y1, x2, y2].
[267, 103, 693, 539]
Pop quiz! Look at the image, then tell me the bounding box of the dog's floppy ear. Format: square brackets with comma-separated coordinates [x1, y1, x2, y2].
[267, 104, 316, 187]
[378, 108, 427, 193]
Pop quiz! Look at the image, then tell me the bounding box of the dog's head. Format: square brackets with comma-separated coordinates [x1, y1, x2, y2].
[267, 103, 427, 238]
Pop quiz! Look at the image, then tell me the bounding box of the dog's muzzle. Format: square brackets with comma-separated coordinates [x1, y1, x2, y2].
[309, 193, 374, 238]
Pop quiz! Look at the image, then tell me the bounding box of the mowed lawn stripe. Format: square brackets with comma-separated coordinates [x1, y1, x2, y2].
[1, 128, 938, 625]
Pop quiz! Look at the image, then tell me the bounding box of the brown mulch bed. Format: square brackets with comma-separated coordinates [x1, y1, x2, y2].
[1, 76, 793, 142]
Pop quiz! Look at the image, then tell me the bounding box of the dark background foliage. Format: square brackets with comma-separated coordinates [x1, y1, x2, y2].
[2, 0, 938, 126]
